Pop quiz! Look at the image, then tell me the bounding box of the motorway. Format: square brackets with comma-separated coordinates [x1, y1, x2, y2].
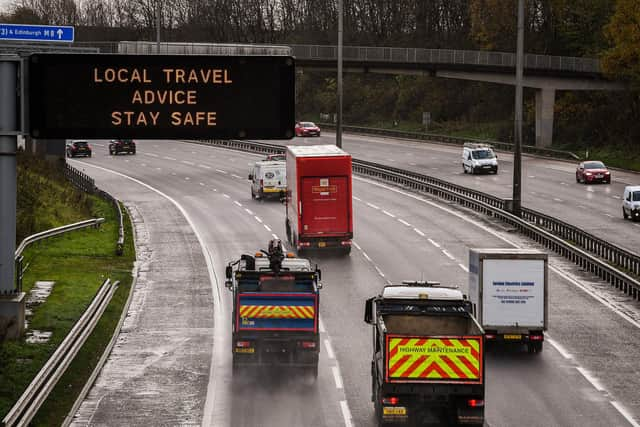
[67, 136, 640, 427]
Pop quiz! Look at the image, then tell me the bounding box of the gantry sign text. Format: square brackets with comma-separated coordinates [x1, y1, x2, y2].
[28, 54, 295, 139]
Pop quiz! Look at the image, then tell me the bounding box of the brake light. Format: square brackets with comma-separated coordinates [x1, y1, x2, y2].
[382, 397, 399, 405]
[529, 334, 544, 341]
[340, 240, 351, 246]
[236, 341, 251, 348]
[467, 399, 484, 407]
[299, 242, 311, 247]
[300, 341, 316, 349]
[485, 334, 496, 340]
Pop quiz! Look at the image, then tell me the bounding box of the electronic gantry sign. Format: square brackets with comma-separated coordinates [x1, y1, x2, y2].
[28, 54, 295, 139]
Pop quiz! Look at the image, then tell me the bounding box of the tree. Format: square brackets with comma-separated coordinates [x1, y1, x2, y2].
[602, 0, 640, 86]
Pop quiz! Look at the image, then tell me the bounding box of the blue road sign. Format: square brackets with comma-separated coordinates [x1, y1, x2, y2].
[0, 23, 74, 43]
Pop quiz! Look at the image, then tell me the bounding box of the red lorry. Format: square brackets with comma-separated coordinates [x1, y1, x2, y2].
[285, 145, 353, 254]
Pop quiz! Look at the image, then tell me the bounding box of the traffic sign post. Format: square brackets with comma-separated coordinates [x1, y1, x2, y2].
[0, 23, 74, 43]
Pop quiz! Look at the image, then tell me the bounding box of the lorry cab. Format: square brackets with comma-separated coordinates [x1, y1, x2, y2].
[462, 143, 498, 175]
[365, 281, 485, 426]
[622, 185, 640, 221]
[249, 160, 286, 200]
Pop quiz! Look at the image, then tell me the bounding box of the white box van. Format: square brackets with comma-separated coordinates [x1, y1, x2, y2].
[249, 160, 286, 200]
[622, 185, 640, 221]
[462, 143, 498, 174]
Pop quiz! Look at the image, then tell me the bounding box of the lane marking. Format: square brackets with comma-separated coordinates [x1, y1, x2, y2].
[145, 153, 159, 157]
[332, 366, 344, 389]
[216, 169, 227, 174]
[553, 198, 563, 202]
[182, 160, 195, 166]
[231, 174, 243, 179]
[68, 161, 224, 427]
[339, 400, 354, 427]
[576, 367, 606, 392]
[604, 213, 613, 218]
[353, 196, 362, 201]
[199, 164, 212, 169]
[458, 263, 469, 272]
[398, 219, 411, 227]
[324, 339, 335, 359]
[442, 249, 455, 260]
[184, 177, 190, 180]
[199, 182, 205, 186]
[254, 216, 263, 223]
[141, 163, 147, 167]
[163, 156, 176, 160]
[577, 205, 587, 209]
[428, 238, 440, 248]
[366, 202, 380, 210]
[245, 208, 254, 215]
[271, 233, 279, 240]
[611, 401, 640, 427]
[223, 194, 230, 199]
[613, 195, 621, 199]
[374, 266, 386, 277]
[362, 252, 372, 262]
[413, 228, 425, 237]
[234, 201, 242, 207]
[263, 224, 272, 232]
[382, 210, 396, 218]
[546, 337, 573, 360]
[352, 241, 362, 251]
[319, 317, 326, 333]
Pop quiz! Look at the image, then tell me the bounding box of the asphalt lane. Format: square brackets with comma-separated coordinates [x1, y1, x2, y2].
[263, 133, 640, 255]
[69, 139, 640, 427]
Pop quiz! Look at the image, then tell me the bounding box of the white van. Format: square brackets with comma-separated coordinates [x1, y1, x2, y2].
[622, 185, 640, 221]
[462, 143, 498, 174]
[249, 160, 286, 200]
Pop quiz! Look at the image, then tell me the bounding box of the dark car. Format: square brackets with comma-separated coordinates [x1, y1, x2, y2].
[576, 160, 610, 184]
[295, 121, 321, 137]
[109, 138, 136, 155]
[66, 140, 92, 158]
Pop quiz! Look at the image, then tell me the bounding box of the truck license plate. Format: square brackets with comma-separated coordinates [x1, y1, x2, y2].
[318, 242, 326, 248]
[383, 407, 407, 416]
[235, 348, 255, 353]
[504, 334, 522, 340]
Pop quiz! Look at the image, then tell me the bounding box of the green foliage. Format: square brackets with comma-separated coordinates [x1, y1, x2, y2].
[602, 0, 640, 86]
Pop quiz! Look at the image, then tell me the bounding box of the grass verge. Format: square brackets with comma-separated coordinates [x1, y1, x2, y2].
[0, 196, 135, 426]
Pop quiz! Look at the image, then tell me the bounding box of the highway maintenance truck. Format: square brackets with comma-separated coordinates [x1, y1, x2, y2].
[285, 145, 353, 254]
[365, 281, 485, 426]
[225, 240, 322, 376]
[468, 248, 548, 353]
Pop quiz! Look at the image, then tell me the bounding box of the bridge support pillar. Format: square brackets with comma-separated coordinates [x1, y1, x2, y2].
[535, 87, 555, 148]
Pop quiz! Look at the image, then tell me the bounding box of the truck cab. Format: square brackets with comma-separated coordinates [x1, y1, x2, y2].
[225, 240, 322, 377]
[365, 281, 485, 426]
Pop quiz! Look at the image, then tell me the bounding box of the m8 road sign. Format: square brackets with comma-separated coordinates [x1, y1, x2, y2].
[27, 54, 295, 139]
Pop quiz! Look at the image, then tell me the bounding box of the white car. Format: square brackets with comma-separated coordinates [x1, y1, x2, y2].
[622, 185, 640, 221]
[462, 143, 498, 174]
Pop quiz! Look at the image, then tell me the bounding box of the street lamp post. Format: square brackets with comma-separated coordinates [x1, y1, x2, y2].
[512, 0, 524, 216]
[156, 0, 161, 54]
[336, 0, 343, 148]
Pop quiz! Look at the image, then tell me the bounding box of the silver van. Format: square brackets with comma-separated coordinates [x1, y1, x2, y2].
[622, 185, 640, 221]
[462, 143, 498, 174]
[249, 160, 286, 200]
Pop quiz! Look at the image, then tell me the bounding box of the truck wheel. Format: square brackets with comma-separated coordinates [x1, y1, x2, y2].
[341, 246, 352, 255]
[285, 221, 292, 243]
[527, 341, 543, 353]
[623, 208, 628, 220]
[463, 164, 467, 174]
[251, 188, 256, 199]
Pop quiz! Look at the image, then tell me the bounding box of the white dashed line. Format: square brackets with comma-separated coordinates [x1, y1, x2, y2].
[613, 195, 621, 199]
[428, 238, 440, 248]
[245, 208, 254, 215]
[577, 205, 587, 209]
[164, 156, 176, 160]
[216, 169, 227, 174]
[144, 153, 159, 157]
[576, 367, 606, 392]
[199, 182, 205, 186]
[171, 172, 176, 176]
[362, 252, 372, 262]
[319, 317, 326, 333]
[374, 266, 385, 277]
[332, 366, 343, 389]
[398, 219, 411, 227]
[353, 196, 362, 201]
[231, 174, 243, 179]
[560, 182, 568, 186]
[324, 339, 335, 359]
[458, 263, 469, 272]
[184, 177, 190, 180]
[442, 250, 455, 260]
[340, 401, 354, 427]
[546, 337, 572, 360]
[610, 402, 640, 427]
[199, 164, 212, 169]
[234, 201, 242, 207]
[155, 167, 161, 171]
[223, 194, 230, 199]
[352, 241, 362, 251]
[212, 188, 217, 192]
[604, 213, 613, 218]
[254, 216, 263, 223]
[382, 210, 396, 218]
[93, 143, 105, 147]
[141, 163, 147, 167]
[409, 162, 416, 166]
[553, 198, 563, 202]
[366, 202, 380, 210]
[182, 160, 195, 166]
[413, 228, 425, 237]
[263, 224, 272, 232]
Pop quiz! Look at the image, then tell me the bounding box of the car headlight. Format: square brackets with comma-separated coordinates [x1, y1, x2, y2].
[585, 172, 592, 176]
